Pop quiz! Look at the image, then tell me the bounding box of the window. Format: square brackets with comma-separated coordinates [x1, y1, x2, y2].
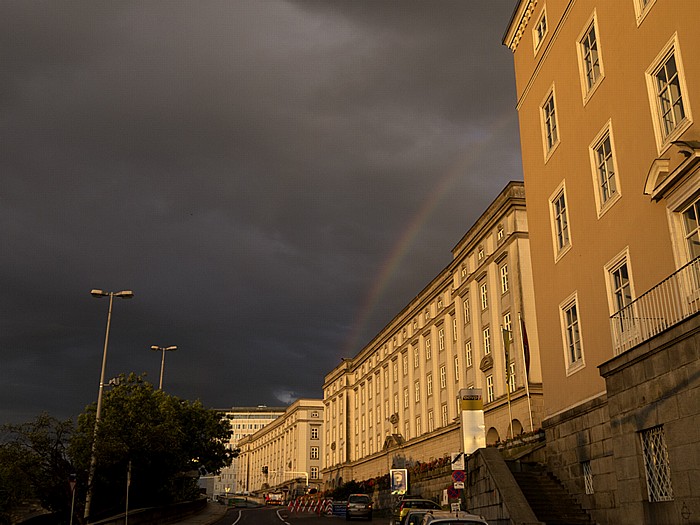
[453, 318, 458, 341]
[311, 427, 319, 440]
[393, 361, 398, 381]
[533, 8, 547, 53]
[497, 225, 504, 241]
[404, 421, 410, 440]
[486, 375, 494, 403]
[503, 313, 512, 340]
[438, 328, 445, 351]
[403, 388, 409, 409]
[414, 380, 420, 402]
[477, 246, 484, 261]
[500, 264, 509, 294]
[403, 354, 408, 375]
[590, 124, 620, 214]
[465, 341, 473, 368]
[610, 260, 632, 314]
[646, 37, 692, 150]
[480, 283, 488, 310]
[641, 426, 673, 502]
[427, 373, 433, 396]
[577, 15, 603, 99]
[682, 196, 700, 259]
[582, 461, 594, 495]
[463, 295, 471, 324]
[393, 394, 399, 414]
[428, 410, 434, 432]
[560, 293, 584, 371]
[426, 338, 432, 360]
[440, 365, 447, 388]
[310, 446, 319, 459]
[550, 183, 571, 258]
[541, 87, 560, 156]
[368, 379, 372, 400]
[413, 346, 419, 368]
[634, 0, 657, 24]
[483, 326, 491, 355]
[441, 404, 448, 427]
[376, 373, 381, 394]
[454, 356, 460, 382]
[508, 362, 516, 393]
[416, 416, 422, 436]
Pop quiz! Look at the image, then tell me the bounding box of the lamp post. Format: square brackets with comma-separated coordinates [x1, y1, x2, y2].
[84, 289, 133, 521]
[151, 345, 177, 390]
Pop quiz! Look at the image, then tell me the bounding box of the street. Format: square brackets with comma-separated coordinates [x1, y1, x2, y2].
[209, 506, 390, 525]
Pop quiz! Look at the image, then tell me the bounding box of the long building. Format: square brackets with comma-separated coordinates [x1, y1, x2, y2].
[236, 399, 325, 497]
[323, 181, 544, 487]
[504, 1, 699, 523]
[213, 405, 285, 497]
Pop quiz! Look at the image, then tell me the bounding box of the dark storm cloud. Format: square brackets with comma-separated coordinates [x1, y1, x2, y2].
[0, 0, 521, 423]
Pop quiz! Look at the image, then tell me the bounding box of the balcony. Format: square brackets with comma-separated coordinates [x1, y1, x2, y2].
[610, 256, 700, 355]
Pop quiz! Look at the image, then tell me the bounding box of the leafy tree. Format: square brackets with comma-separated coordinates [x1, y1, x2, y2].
[0, 414, 75, 524]
[70, 374, 232, 519]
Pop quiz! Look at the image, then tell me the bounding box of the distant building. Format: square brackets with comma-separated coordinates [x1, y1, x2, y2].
[236, 399, 324, 497]
[504, 1, 699, 523]
[323, 182, 544, 487]
[213, 405, 285, 497]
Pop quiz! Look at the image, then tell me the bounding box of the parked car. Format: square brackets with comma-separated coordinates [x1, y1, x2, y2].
[392, 498, 442, 525]
[403, 509, 431, 525]
[420, 510, 489, 524]
[346, 493, 373, 520]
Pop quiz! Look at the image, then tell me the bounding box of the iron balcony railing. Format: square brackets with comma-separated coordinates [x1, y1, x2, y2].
[611, 256, 700, 355]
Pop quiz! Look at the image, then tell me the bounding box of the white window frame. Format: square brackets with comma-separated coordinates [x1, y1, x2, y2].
[441, 404, 449, 427]
[403, 354, 408, 375]
[310, 446, 319, 460]
[604, 248, 635, 316]
[465, 340, 473, 368]
[453, 318, 458, 341]
[503, 313, 513, 340]
[483, 326, 491, 355]
[414, 380, 420, 403]
[311, 466, 319, 479]
[440, 365, 447, 389]
[560, 291, 585, 374]
[416, 416, 422, 436]
[508, 361, 516, 393]
[500, 264, 509, 294]
[427, 410, 434, 432]
[589, 120, 621, 217]
[454, 356, 460, 382]
[486, 375, 494, 403]
[576, 11, 604, 104]
[480, 283, 488, 310]
[463, 294, 471, 324]
[541, 84, 560, 161]
[532, 6, 548, 54]
[634, 0, 657, 26]
[549, 181, 572, 261]
[413, 346, 419, 368]
[427, 373, 433, 396]
[645, 34, 693, 154]
[640, 425, 674, 502]
[403, 387, 409, 409]
[438, 327, 445, 351]
[425, 338, 432, 360]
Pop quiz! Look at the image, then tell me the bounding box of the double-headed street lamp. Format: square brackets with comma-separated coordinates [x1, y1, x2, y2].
[84, 289, 133, 521]
[151, 345, 177, 390]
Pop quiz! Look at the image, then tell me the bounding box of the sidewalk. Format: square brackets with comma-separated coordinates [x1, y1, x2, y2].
[174, 501, 229, 525]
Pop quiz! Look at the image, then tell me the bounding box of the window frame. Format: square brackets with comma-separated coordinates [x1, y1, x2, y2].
[483, 326, 491, 355]
[486, 374, 495, 403]
[540, 84, 561, 161]
[576, 11, 605, 104]
[549, 181, 572, 261]
[645, 34, 693, 154]
[532, 6, 548, 55]
[559, 291, 585, 375]
[589, 120, 621, 217]
[634, 0, 658, 26]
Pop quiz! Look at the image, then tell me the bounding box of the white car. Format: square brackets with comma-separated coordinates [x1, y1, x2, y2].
[420, 510, 489, 525]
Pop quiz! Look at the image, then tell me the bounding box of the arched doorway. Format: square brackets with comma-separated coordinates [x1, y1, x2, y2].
[510, 419, 523, 437]
[486, 427, 500, 445]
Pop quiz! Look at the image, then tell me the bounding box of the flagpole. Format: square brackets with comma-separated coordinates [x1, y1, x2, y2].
[519, 312, 534, 432]
[501, 326, 514, 439]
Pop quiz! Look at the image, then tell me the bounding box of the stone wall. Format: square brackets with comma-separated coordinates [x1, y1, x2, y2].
[599, 312, 700, 525]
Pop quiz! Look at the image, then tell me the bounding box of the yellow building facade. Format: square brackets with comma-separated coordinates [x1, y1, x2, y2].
[505, 1, 700, 523]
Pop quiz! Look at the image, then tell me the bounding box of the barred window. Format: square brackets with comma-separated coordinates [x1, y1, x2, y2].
[582, 461, 594, 494]
[641, 426, 673, 502]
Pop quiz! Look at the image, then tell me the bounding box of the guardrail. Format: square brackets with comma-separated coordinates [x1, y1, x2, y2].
[611, 256, 700, 355]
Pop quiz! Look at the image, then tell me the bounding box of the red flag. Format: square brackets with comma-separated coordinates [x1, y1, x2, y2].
[520, 316, 530, 380]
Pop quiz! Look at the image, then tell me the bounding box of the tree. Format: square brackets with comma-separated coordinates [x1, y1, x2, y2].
[70, 374, 232, 519]
[0, 414, 75, 524]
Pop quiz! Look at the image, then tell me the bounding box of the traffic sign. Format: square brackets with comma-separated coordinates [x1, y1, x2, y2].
[446, 486, 459, 499]
[452, 470, 466, 483]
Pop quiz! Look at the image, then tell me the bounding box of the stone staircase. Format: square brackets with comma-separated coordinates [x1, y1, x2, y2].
[509, 463, 595, 525]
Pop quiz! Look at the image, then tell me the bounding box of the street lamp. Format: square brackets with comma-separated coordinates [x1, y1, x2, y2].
[84, 289, 133, 521]
[150, 345, 177, 390]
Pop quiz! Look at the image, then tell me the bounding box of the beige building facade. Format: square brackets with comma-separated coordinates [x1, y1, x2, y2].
[213, 405, 285, 497]
[236, 399, 324, 496]
[323, 182, 544, 487]
[505, 1, 700, 523]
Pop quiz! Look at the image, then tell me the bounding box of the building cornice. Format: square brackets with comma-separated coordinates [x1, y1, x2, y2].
[503, 0, 537, 52]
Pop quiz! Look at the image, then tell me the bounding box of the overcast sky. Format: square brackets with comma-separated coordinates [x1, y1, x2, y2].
[0, 1, 522, 424]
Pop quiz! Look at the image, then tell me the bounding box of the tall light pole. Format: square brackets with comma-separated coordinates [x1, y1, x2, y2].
[84, 289, 134, 521]
[150, 345, 177, 390]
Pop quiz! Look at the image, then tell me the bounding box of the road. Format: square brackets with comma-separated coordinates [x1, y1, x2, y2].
[209, 506, 390, 525]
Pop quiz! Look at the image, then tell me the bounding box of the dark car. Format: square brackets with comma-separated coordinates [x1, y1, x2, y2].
[346, 493, 373, 520]
[392, 498, 442, 525]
